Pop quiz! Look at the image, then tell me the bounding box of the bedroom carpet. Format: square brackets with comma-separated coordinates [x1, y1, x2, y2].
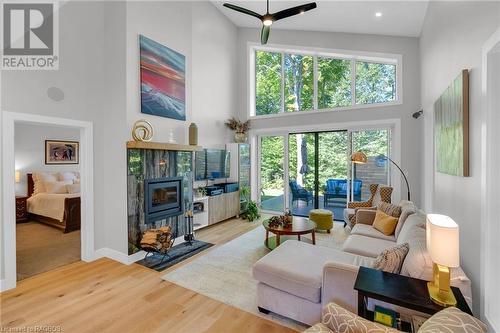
[16, 221, 80, 281]
[162, 222, 348, 331]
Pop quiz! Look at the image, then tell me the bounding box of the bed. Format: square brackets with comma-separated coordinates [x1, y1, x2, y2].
[27, 173, 81, 233]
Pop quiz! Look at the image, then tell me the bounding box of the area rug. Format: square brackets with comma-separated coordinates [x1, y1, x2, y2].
[162, 222, 348, 331]
[136, 240, 213, 272]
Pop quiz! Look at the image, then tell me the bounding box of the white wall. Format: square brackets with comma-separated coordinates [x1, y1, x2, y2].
[14, 123, 80, 196]
[237, 28, 422, 205]
[126, 1, 236, 146]
[1, 1, 238, 278]
[420, 0, 500, 318]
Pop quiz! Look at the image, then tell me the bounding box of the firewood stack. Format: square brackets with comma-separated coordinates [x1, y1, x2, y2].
[140, 226, 173, 254]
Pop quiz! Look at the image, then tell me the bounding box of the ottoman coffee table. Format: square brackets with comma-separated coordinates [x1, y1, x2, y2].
[263, 216, 317, 250]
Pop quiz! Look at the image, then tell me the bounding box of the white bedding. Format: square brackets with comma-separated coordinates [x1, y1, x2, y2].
[27, 193, 80, 222]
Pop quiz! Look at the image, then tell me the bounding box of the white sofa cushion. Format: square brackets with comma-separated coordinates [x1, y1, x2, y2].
[342, 235, 396, 258]
[397, 212, 426, 245]
[351, 224, 396, 242]
[253, 240, 373, 303]
[394, 200, 416, 238]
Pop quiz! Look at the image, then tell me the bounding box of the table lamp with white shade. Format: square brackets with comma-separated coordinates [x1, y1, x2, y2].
[426, 214, 460, 307]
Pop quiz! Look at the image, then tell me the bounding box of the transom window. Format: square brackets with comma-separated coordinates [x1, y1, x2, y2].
[251, 45, 401, 117]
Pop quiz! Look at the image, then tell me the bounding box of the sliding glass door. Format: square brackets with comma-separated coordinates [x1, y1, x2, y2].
[259, 135, 285, 212]
[258, 127, 392, 220]
[350, 129, 391, 201]
[288, 131, 349, 219]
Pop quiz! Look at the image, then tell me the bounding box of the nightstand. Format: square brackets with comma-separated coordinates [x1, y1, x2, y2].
[16, 195, 29, 223]
[354, 266, 472, 331]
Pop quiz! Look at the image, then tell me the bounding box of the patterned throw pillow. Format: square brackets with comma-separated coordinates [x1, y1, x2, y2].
[378, 202, 402, 218]
[321, 303, 400, 333]
[372, 243, 409, 274]
[418, 307, 486, 333]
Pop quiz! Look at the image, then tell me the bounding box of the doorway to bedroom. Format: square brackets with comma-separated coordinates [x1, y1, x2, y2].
[1, 112, 94, 291]
[14, 123, 82, 281]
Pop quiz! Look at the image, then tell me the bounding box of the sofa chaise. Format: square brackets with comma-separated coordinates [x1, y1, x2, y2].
[252, 201, 472, 326]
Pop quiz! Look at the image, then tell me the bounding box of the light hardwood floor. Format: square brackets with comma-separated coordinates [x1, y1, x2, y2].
[1, 217, 295, 333]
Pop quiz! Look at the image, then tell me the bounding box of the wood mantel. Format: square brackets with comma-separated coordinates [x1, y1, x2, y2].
[126, 141, 202, 151]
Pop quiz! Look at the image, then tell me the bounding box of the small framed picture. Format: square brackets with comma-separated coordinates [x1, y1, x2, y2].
[45, 140, 79, 165]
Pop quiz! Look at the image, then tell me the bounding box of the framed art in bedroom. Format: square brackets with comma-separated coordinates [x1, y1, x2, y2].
[45, 140, 79, 165]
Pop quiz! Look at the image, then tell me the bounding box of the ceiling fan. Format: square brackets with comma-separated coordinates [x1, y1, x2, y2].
[223, 0, 317, 44]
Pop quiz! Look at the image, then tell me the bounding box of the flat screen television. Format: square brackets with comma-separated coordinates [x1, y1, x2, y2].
[195, 149, 230, 180]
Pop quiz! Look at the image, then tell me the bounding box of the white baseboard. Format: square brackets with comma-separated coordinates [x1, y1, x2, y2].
[0, 277, 16, 292]
[93, 236, 188, 265]
[93, 248, 146, 265]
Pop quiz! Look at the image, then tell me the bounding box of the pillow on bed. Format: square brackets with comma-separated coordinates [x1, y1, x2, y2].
[58, 172, 78, 182]
[33, 172, 58, 194]
[44, 180, 73, 194]
[66, 183, 80, 194]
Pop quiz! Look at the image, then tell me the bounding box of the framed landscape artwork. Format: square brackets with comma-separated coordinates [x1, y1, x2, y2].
[45, 140, 79, 165]
[434, 69, 469, 177]
[139, 35, 186, 121]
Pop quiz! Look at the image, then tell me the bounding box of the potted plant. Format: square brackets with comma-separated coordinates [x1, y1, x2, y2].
[225, 117, 250, 143]
[242, 201, 260, 222]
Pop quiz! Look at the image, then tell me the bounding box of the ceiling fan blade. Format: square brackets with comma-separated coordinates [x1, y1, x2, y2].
[223, 3, 263, 20]
[272, 2, 317, 21]
[261, 25, 271, 45]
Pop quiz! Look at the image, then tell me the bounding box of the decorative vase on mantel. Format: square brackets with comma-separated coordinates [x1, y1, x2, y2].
[234, 131, 247, 143]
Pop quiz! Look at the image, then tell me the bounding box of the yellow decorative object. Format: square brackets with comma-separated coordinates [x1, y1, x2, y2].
[426, 214, 459, 307]
[372, 210, 398, 236]
[132, 120, 154, 142]
[309, 209, 333, 233]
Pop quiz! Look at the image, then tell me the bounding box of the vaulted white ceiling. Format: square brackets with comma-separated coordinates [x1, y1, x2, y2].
[211, 1, 429, 37]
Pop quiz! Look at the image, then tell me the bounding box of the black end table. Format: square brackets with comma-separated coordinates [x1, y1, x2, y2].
[354, 267, 472, 327]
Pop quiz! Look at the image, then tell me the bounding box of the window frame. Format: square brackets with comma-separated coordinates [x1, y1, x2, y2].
[248, 42, 403, 119]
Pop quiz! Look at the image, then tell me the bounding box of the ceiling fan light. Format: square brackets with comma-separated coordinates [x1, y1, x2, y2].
[263, 18, 273, 26]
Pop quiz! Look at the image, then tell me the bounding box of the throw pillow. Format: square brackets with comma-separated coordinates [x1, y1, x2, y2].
[372, 243, 409, 274]
[58, 171, 78, 182]
[373, 210, 399, 235]
[33, 172, 58, 195]
[418, 307, 486, 333]
[377, 202, 402, 218]
[321, 302, 400, 333]
[44, 180, 72, 194]
[66, 183, 81, 194]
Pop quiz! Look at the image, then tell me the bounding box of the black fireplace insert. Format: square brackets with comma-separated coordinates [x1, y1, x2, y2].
[144, 177, 183, 223]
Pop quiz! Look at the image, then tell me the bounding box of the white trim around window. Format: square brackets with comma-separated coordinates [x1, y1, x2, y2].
[247, 42, 403, 120]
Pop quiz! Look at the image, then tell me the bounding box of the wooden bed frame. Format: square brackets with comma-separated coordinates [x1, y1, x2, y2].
[27, 173, 81, 233]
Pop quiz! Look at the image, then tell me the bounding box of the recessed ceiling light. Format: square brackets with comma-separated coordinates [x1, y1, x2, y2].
[375, 12, 382, 17]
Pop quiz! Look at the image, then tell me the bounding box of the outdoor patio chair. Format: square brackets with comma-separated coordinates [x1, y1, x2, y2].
[323, 179, 362, 206]
[289, 180, 313, 206]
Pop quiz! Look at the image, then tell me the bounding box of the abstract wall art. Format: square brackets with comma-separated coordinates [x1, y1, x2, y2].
[45, 140, 79, 165]
[140, 35, 186, 121]
[434, 69, 469, 177]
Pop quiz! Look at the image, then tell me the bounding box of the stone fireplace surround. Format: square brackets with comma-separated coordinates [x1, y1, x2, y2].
[127, 144, 195, 255]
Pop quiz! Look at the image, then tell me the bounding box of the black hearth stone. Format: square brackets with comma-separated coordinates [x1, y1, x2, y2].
[136, 240, 213, 272]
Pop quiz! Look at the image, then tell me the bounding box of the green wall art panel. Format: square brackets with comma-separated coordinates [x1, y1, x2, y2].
[434, 69, 469, 177]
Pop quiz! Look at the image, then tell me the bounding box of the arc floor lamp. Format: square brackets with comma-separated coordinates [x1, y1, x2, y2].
[351, 151, 411, 201]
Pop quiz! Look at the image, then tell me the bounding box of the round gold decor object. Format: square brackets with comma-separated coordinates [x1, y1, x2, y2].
[132, 120, 154, 142]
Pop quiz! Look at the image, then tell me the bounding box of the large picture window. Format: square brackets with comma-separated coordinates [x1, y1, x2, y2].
[252, 46, 401, 117]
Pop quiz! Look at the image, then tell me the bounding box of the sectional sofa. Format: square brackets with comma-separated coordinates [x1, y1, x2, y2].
[252, 201, 472, 326]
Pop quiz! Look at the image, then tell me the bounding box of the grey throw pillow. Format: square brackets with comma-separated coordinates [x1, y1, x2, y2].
[372, 243, 409, 274]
